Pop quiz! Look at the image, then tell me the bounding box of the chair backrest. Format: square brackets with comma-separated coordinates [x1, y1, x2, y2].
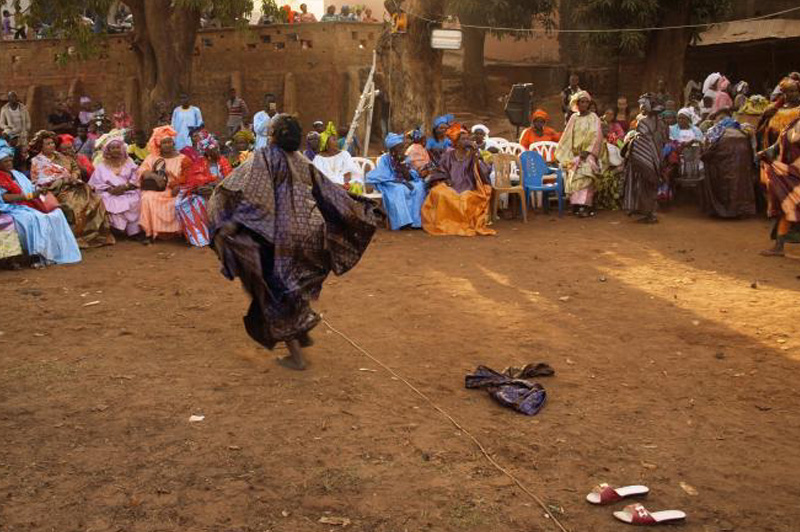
[529, 141, 559, 163]
[519, 150, 552, 188]
[352, 156, 376, 176]
[501, 142, 525, 156]
[492, 153, 520, 189]
[488, 137, 510, 148]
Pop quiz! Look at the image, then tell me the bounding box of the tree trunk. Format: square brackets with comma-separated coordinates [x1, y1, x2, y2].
[461, 25, 487, 107]
[376, 0, 446, 134]
[640, 0, 692, 102]
[123, 0, 201, 128]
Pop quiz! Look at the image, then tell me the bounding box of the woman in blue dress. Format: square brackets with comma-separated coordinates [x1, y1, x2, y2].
[366, 133, 427, 230]
[0, 140, 81, 265]
[425, 114, 453, 164]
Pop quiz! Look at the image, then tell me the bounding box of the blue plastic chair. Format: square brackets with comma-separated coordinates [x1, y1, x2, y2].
[520, 151, 564, 217]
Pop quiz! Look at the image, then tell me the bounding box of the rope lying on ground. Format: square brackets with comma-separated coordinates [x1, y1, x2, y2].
[323, 318, 571, 532]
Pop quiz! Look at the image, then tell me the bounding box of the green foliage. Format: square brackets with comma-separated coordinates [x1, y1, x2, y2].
[573, 0, 733, 54]
[20, 0, 257, 62]
[259, 0, 284, 22]
[448, 0, 557, 39]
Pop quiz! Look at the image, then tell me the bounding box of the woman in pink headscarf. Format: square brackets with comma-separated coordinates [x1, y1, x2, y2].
[136, 126, 186, 242]
[89, 138, 142, 238]
[702, 73, 734, 116]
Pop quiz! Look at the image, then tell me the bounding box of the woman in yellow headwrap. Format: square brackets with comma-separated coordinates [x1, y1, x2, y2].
[229, 129, 255, 168]
[313, 122, 364, 194]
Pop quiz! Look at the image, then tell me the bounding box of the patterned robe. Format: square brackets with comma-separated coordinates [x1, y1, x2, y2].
[208, 145, 381, 349]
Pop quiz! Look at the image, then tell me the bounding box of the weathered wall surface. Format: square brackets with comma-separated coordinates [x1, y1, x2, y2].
[0, 22, 380, 135]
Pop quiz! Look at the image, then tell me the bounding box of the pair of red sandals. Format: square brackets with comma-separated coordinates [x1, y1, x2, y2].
[587, 484, 687, 526]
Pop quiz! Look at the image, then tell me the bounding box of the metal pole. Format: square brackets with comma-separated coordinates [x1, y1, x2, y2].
[363, 82, 377, 157]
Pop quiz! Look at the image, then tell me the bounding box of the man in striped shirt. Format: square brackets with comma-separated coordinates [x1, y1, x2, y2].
[226, 88, 250, 138]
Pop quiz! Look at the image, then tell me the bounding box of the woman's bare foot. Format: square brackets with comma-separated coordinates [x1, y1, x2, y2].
[277, 340, 307, 371]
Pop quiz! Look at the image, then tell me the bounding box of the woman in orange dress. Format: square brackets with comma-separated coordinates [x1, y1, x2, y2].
[759, 78, 800, 189]
[519, 109, 561, 152]
[137, 126, 186, 243]
[421, 124, 494, 237]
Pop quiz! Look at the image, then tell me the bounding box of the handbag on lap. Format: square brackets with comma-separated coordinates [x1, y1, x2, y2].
[140, 158, 168, 191]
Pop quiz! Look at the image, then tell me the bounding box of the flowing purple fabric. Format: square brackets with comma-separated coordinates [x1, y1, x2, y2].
[208, 145, 381, 348]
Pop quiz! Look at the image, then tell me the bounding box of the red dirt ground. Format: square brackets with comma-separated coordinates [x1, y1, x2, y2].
[1, 207, 799, 532]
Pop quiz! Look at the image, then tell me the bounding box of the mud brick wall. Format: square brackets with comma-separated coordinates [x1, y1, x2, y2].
[0, 22, 381, 135]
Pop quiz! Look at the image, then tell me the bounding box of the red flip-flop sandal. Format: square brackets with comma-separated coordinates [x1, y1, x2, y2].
[614, 503, 687, 525]
[586, 483, 650, 505]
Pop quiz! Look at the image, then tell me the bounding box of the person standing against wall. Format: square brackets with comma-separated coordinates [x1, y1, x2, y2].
[253, 94, 279, 150]
[225, 88, 250, 138]
[561, 73, 582, 125]
[0, 92, 31, 146]
[171, 94, 204, 151]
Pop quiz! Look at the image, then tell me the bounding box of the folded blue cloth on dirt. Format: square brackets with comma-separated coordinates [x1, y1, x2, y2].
[465, 364, 554, 416]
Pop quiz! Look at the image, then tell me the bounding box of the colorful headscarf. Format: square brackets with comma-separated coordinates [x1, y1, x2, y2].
[660, 110, 677, 120]
[569, 90, 592, 112]
[28, 130, 57, 156]
[739, 95, 770, 116]
[531, 109, 549, 122]
[706, 116, 740, 144]
[232, 129, 255, 145]
[384, 132, 404, 150]
[445, 123, 466, 144]
[95, 129, 126, 154]
[57, 134, 75, 147]
[102, 139, 126, 160]
[197, 132, 219, 153]
[0, 139, 14, 160]
[147, 125, 178, 156]
[471, 124, 489, 136]
[319, 121, 337, 151]
[409, 127, 424, 142]
[433, 114, 454, 129]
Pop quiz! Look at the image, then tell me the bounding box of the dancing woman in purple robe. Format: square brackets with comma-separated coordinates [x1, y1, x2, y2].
[208, 115, 381, 370]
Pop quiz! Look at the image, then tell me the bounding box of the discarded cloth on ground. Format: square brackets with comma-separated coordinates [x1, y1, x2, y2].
[465, 363, 554, 416]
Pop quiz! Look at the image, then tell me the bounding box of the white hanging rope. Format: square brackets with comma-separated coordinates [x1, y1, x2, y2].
[393, 1, 800, 35]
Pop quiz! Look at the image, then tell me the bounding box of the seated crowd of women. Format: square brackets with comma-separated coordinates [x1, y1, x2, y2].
[0, 125, 232, 268]
[3, 71, 798, 268]
[302, 116, 497, 237]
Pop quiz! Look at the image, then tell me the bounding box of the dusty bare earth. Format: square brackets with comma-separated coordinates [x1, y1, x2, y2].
[1, 207, 799, 532]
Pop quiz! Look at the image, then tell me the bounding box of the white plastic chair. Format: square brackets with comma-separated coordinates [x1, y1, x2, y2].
[501, 142, 525, 156]
[529, 141, 559, 163]
[488, 137, 509, 149]
[352, 156, 381, 198]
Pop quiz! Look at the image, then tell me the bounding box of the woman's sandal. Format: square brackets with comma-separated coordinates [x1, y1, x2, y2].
[613, 503, 686, 526]
[586, 483, 650, 505]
